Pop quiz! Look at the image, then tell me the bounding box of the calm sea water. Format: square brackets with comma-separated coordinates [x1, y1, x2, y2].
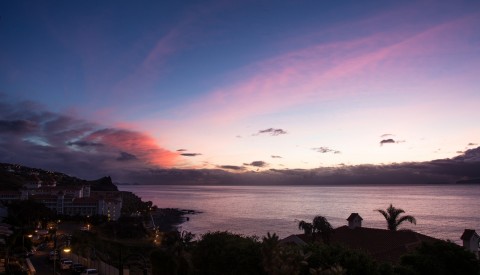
[118, 184, 480, 244]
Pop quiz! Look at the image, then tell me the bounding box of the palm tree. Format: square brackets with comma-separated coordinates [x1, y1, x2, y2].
[298, 216, 333, 244]
[298, 220, 313, 235]
[376, 204, 416, 231]
[312, 216, 333, 244]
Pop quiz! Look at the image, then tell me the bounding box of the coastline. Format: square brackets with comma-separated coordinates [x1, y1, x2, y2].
[151, 208, 201, 231]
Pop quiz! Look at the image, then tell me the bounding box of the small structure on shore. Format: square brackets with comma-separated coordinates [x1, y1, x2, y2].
[347, 213, 363, 229]
[461, 229, 479, 259]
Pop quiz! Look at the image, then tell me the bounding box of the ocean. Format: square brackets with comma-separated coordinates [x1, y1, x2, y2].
[118, 184, 480, 244]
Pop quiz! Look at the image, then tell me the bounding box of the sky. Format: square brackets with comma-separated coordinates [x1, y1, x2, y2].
[1, 1, 480, 183]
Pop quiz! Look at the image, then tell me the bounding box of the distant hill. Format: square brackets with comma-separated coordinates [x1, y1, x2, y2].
[87, 176, 118, 191]
[456, 178, 480, 184]
[0, 162, 118, 191]
[0, 170, 24, 190]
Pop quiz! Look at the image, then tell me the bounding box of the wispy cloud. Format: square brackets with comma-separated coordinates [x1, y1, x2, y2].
[117, 152, 138, 162]
[271, 155, 282, 159]
[244, 161, 268, 168]
[181, 13, 480, 126]
[0, 119, 38, 133]
[253, 128, 287, 136]
[380, 138, 405, 146]
[181, 153, 202, 157]
[67, 141, 104, 147]
[218, 165, 246, 171]
[312, 147, 341, 154]
[380, 139, 396, 146]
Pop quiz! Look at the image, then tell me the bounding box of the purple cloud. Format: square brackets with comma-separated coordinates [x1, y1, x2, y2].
[254, 128, 287, 136]
[312, 147, 341, 154]
[244, 161, 268, 168]
[181, 153, 202, 157]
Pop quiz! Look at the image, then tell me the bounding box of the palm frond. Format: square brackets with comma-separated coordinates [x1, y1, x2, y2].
[396, 215, 416, 226]
[376, 209, 389, 220]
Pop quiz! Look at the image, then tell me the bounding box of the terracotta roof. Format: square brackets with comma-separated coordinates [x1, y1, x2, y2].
[329, 226, 441, 263]
[461, 229, 479, 240]
[282, 226, 443, 263]
[347, 213, 363, 221]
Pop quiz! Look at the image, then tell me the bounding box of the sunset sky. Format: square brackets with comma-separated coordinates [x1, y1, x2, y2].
[1, 1, 479, 182]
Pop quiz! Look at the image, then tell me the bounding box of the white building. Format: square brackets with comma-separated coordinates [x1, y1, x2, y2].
[461, 229, 479, 259]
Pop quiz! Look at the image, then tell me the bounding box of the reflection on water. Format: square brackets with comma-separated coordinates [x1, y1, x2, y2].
[119, 184, 480, 244]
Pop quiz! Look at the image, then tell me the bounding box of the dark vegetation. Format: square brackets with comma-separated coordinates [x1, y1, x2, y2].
[192, 232, 264, 275]
[120, 191, 155, 216]
[99, 216, 148, 239]
[398, 241, 480, 275]
[149, 230, 480, 275]
[4, 199, 55, 228]
[0, 170, 24, 190]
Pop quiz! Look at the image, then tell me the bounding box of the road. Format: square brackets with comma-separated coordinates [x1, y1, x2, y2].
[29, 249, 71, 275]
[30, 221, 84, 275]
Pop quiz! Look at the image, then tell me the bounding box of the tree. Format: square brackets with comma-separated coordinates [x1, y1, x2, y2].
[298, 216, 333, 244]
[375, 204, 416, 231]
[192, 231, 264, 275]
[312, 216, 333, 245]
[261, 232, 307, 275]
[5, 199, 55, 228]
[298, 220, 313, 235]
[150, 231, 195, 275]
[399, 241, 480, 275]
[305, 244, 388, 275]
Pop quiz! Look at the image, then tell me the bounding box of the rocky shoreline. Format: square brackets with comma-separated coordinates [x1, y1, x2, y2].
[151, 208, 201, 231]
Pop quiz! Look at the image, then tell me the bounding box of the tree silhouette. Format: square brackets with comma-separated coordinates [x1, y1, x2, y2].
[298, 216, 333, 244]
[312, 216, 333, 244]
[376, 204, 416, 231]
[298, 220, 313, 235]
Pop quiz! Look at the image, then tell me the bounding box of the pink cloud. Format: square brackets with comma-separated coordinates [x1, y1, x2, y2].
[184, 13, 480, 124]
[83, 128, 179, 167]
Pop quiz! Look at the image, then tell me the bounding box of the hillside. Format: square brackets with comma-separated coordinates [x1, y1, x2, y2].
[0, 162, 118, 191]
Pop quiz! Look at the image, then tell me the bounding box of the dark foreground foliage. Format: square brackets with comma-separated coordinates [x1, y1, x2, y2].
[57, 228, 480, 275]
[191, 231, 264, 275]
[397, 241, 480, 275]
[305, 244, 391, 275]
[150, 231, 400, 275]
[98, 216, 148, 239]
